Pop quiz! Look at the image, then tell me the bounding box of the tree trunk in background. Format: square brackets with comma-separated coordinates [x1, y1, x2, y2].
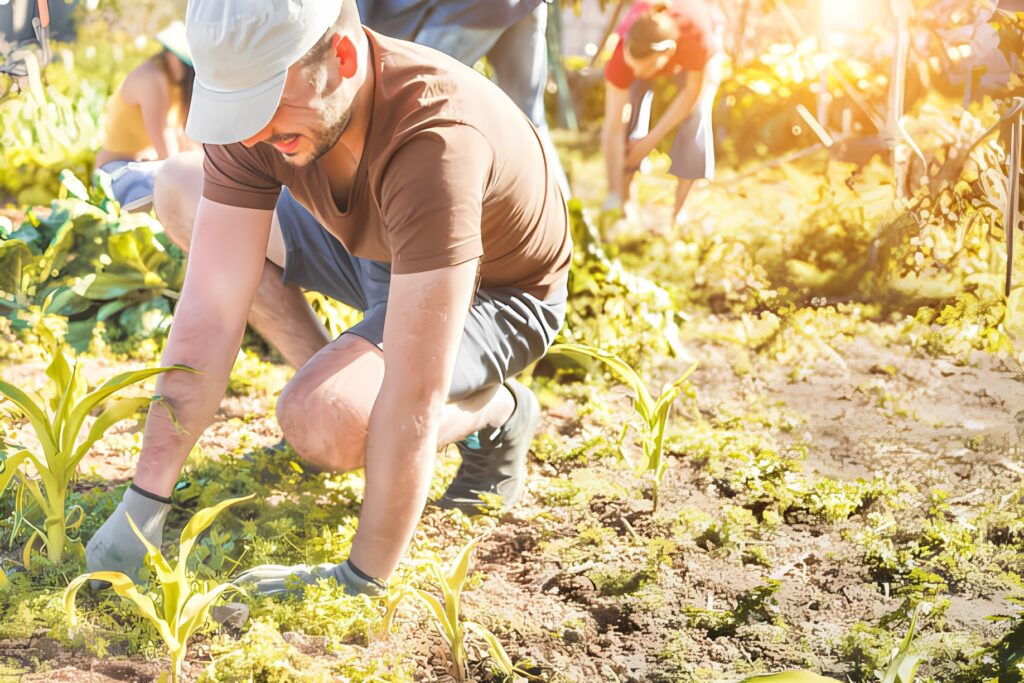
[1005, 110, 1022, 295]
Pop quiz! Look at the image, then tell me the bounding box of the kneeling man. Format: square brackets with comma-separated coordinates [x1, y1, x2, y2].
[86, 0, 571, 597]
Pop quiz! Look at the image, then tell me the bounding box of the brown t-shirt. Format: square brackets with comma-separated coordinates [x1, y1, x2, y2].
[202, 28, 571, 301]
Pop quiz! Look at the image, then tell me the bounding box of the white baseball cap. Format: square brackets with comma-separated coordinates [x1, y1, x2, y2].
[184, 0, 345, 145]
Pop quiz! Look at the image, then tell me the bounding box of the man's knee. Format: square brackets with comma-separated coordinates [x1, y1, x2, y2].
[153, 151, 204, 251]
[276, 377, 369, 473]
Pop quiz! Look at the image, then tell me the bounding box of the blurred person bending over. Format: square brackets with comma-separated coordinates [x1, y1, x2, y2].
[358, 0, 569, 196]
[85, 0, 571, 597]
[601, 0, 723, 226]
[94, 21, 197, 211]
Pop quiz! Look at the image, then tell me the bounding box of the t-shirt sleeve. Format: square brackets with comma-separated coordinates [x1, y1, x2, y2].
[379, 125, 490, 275]
[674, 41, 710, 72]
[604, 40, 635, 90]
[202, 143, 283, 210]
[672, 4, 715, 71]
[674, 26, 712, 70]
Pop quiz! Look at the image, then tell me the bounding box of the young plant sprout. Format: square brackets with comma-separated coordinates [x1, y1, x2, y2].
[550, 342, 697, 510]
[65, 494, 254, 683]
[382, 537, 541, 682]
[735, 602, 930, 683]
[0, 322, 192, 566]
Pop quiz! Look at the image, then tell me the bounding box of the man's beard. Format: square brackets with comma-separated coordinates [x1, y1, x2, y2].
[305, 99, 354, 164]
[274, 97, 354, 166]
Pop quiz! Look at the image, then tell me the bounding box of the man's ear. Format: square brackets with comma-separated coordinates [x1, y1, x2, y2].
[331, 34, 358, 79]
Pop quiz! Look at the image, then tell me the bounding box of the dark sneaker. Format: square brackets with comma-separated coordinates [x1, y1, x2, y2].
[437, 379, 541, 515]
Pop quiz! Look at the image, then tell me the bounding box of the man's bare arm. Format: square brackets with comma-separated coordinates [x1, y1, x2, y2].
[348, 259, 479, 578]
[133, 198, 273, 496]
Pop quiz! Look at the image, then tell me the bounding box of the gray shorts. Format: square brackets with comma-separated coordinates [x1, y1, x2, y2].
[275, 188, 566, 401]
[627, 58, 722, 181]
[98, 159, 164, 211]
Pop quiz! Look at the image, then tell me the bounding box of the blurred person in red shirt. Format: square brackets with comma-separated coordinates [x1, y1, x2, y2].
[601, 0, 723, 228]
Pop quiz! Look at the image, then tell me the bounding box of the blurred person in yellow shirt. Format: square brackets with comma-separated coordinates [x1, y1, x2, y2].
[94, 21, 197, 211]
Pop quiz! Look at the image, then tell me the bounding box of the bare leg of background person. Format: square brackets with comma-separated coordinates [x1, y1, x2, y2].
[673, 178, 696, 225]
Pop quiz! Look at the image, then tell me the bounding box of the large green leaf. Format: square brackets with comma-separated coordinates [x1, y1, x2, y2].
[412, 587, 458, 644]
[59, 169, 90, 200]
[74, 271, 154, 300]
[61, 365, 194, 455]
[735, 672, 841, 683]
[96, 298, 133, 322]
[0, 379, 58, 456]
[117, 299, 173, 340]
[176, 581, 243, 644]
[175, 494, 255, 575]
[68, 396, 154, 475]
[65, 570, 180, 651]
[0, 450, 32, 496]
[33, 219, 76, 285]
[43, 285, 90, 316]
[0, 240, 33, 299]
[108, 227, 171, 275]
[549, 343, 655, 422]
[6, 224, 41, 246]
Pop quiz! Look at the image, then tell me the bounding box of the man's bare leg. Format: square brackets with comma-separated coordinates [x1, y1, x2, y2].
[275, 333, 515, 576]
[154, 152, 330, 368]
[279, 335, 519, 578]
[275, 334, 513, 473]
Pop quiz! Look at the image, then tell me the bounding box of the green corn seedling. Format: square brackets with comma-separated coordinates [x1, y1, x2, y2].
[66, 494, 254, 683]
[382, 537, 539, 682]
[0, 324, 192, 566]
[550, 342, 697, 510]
[878, 602, 928, 683]
[735, 603, 929, 683]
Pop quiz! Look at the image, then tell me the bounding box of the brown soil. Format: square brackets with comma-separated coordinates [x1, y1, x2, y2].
[2, 320, 1022, 681]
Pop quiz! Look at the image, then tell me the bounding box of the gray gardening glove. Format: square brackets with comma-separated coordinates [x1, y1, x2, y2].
[86, 484, 171, 585]
[233, 558, 385, 599]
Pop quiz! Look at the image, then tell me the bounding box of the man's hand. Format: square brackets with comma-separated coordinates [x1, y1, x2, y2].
[233, 559, 385, 598]
[85, 485, 171, 585]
